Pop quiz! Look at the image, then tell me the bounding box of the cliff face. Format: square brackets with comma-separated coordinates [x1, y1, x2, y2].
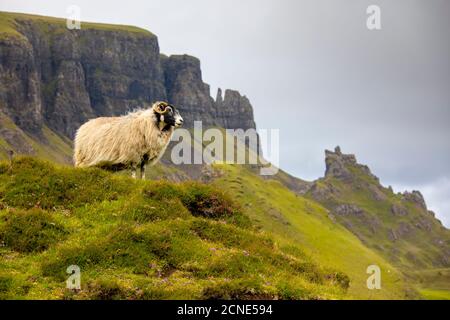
[0, 12, 256, 144]
[161, 54, 256, 130]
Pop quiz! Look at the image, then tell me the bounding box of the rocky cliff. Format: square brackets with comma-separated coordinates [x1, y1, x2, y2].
[308, 146, 450, 270]
[0, 12, 256, 146]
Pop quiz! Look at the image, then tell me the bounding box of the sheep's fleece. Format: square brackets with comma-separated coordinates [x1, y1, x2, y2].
[73, 102, 183, 173]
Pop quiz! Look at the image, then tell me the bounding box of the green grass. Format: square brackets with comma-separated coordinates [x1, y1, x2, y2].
[0, 157, 349, 300]
[212, 164, 415, 299]
[419, 289, 450, 300]
[0, 11, 152, 40]
[306, 162, 450, 272]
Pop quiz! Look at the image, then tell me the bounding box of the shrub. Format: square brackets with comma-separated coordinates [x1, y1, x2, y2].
[143, 181, 251, 227]
[180, 182, 237, 218]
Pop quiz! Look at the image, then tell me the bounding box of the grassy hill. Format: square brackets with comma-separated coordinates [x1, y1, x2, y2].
[0, 120, 447, 299]
[0, 157, 416, 300]
[305, 147, 450, 298]
[211, 164, 414, 299]
[0, 157, 352, 299]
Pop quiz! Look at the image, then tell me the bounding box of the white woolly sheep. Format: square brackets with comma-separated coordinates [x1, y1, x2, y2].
[73, 101, 183, 179]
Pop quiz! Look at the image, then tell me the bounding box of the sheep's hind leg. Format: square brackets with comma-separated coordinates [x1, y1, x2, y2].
[131, 165, 137, 179]
[140, 161, 146, 180]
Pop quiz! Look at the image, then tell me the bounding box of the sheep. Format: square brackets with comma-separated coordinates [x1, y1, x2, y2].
[73, 101, 183, 179]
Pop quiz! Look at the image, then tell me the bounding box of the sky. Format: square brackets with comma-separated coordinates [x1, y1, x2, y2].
[1, 0, 449, 227]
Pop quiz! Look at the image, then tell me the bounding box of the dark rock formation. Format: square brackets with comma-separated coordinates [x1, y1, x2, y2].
[161, 54, 256, 130]
[0, 14, 257, 142]
[402, 190, 427, 210]
[215, 88, 256, 130]
[391, 203, 408, 216]
[161, 54, 216, 127]
[308, 146, 450, 269]
[325, 146, 378, 182]
[334, 204, 364, 216]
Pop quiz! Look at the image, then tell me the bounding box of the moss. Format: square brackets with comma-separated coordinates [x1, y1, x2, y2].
[0, 157, 132, 210]
[202, 278, 275, 300]
[0, 208, 67, 253]
[84, 279, 127, 300]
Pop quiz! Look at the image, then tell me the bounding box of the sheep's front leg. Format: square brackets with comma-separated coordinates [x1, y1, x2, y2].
[139, 161, 146, 180]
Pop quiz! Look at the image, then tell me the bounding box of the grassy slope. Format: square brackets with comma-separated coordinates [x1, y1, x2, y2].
[306, 161, 450, 299]
[0, 113, 72, 164]
[0, 157, 351, 300]
[212, 164, 414, 299]
[409, 268, 450, 300]
[0, 11, 152, 40]
[0, 122, 442, 299]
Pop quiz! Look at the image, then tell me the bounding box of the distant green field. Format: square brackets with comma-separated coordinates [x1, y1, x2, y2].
[419, 289, 450, 300]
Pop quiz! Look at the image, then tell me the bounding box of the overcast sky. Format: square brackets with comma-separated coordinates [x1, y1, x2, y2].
[1, 0, 449, 227]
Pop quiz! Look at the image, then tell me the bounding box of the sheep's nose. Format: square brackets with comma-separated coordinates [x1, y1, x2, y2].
[176, 118, 184, 127]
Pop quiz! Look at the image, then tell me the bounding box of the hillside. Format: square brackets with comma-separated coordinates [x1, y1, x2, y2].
[0, 11, 449, 300]
[306, 147, 450, 295]
[0, 157, 349, 299]
[306, 147, 450, 268]
[0, 157, 416, 300]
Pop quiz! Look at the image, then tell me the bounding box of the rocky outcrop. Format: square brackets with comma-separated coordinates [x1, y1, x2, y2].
[308, 146, 450, 269]
[402, 190, 427, 210]
[325, 146, 378, 182]
[161, 54, 256, 130]
[215, 88, 256, 130]
[391, 203, 408, 216]
[334, 204, 365, 216]
[161, 54, 216, 127]
[0, 13, 257, 142]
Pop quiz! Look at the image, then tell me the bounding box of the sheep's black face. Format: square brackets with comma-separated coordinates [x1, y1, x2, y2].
[153, 102, 184, 129]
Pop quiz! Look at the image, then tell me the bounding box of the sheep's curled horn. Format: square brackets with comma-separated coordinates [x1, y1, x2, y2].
[153, 102, 170, 114]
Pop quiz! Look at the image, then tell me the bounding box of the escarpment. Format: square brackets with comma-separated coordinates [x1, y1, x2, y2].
[0, 12, 257, 144]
